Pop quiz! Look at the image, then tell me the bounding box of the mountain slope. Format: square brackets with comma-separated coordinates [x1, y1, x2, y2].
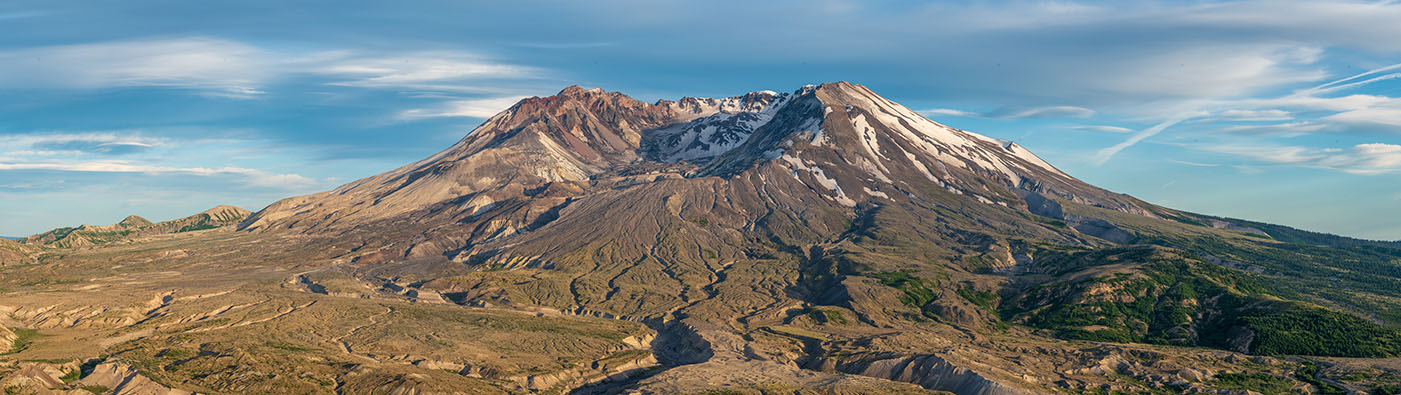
[241, 87, 785, 232]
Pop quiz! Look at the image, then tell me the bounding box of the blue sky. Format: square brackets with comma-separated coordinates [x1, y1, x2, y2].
[1, 0, 1399, 240]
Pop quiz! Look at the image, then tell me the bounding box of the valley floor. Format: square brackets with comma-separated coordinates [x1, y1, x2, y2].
[3, 228, 1396, 394]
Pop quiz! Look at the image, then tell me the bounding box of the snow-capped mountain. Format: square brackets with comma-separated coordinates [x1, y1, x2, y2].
[242, 82, 1150, 235]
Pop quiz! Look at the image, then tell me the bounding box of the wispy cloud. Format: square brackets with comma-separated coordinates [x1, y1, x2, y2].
[3, 132, 164, 155]
[919, 108, 979, 118]
[1168, 159, 1221, 167]
[321, 52, 539, 92]
[0, 37, 542, 98]
[0, 161, 317, 188]
[398, 96, 528, 120]
[921, 105, 1094, 120]
[1205, 142, 1401, 175]
[0, 131, 320, 189]
[0, 37, 273, 98]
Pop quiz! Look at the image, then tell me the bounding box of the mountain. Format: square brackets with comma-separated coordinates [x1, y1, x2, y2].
[21, 205, 251, 248]
[232, 82, 1401, 390]
[4, 83, 1399, 395]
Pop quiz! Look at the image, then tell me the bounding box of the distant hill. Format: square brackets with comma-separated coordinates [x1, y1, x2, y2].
[0, 238, 40, 265]
[19, 205, 252, 248]
[1201, 214, 1401, 248]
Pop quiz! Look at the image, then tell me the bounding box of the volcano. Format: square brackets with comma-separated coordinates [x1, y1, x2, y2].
[5, 82, 1399, 395]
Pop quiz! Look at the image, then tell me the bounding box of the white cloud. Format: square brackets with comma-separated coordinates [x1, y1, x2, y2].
[0, 38, 539, 98]
[1205, 142, 1401, 175]
[920, 105, 1094, 120]
[0, 161, 317, 188]
[1095, 45, 1326, 99]
[322, 52, 533, 89]
[0, 37, 272, 98]
[1326, 105, 1401, 129]
[3, 132, 162, 148]
[399, 96, 528, 120]
[919, 108, 979, 118]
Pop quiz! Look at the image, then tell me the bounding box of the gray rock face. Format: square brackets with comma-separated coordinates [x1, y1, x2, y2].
[810, 354, 1038, 395]
[1018, 190, 1064, 220]
[1067, 215, 1136, 244]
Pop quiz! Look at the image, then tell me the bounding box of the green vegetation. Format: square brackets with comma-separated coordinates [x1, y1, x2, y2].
[1293, 361, 1347, 395]
[1141, 230, 1401, 325]
[176, 223, 219, 233]
[1374, 385, 1401, 395]
[963, 255, 996, 274]
[5, 328, 40, 354]
[1002, 246, 1401, 357]
[1201, 215, 1401, 249]
[1241, 307, 1401, 357]
[871, 271, 939, 309]
[79, 385, 109, 394]
[59, 368, 80, 383]
[809, 308, 849, 325]
[1005, 248, 1259, 345]
[956, 286, 998, 310]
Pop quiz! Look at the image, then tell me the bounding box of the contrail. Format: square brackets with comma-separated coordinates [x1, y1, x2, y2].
[1303, 62, 1401, 94]
[1092, 115, 1194, 165]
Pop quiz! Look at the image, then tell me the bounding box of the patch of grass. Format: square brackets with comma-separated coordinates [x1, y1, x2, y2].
[956, 286, 998, 310]
[1212, 372, 1302, 394]
[6, 328, 41, 354]
[79, 385, 109, 394]
[809, 309, 849, 325]
[964, 255, 996, 274]
[176, 223, 218, 233]
[871, 271, 939, 309]
[59, 368, 81, 383]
